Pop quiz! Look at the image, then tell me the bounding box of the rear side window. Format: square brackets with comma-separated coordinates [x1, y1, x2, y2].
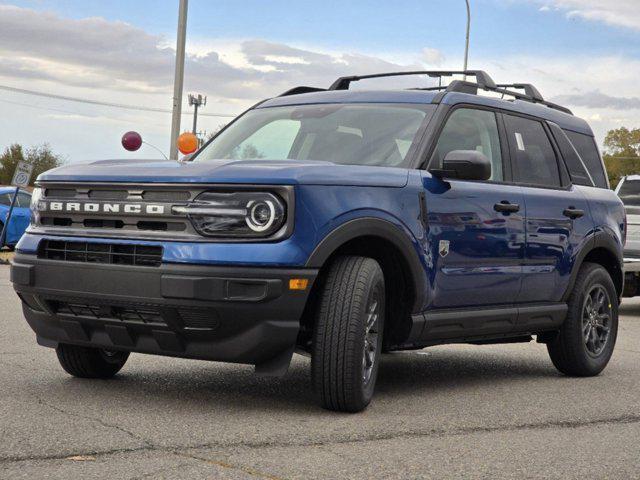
[548, 124, 593, 187]
[0, 193, 11, 206]
[564, 131, 608, 188]
[504, 115, 561, 187]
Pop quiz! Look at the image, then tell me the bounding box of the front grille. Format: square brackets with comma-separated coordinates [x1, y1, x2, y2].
[43, 296, 219, 331]
[35, 183, 202, 240]
[39, 240, 163, 267]
[48, 297, 165, 326]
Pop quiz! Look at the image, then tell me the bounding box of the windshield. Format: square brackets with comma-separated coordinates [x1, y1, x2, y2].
[618, 179, 640, 206]
[196, 103, 433, 167]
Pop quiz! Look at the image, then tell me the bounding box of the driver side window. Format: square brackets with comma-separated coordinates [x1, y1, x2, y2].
[431, 108, 503, 182]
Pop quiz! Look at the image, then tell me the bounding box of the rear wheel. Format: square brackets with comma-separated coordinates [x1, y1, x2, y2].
[547, 262, 618, 376]
[311, 256, 385, 413]
[56, 344, 129, 378]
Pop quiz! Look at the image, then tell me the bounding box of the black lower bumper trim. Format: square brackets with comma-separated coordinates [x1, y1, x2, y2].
[12, 254, 317, 372]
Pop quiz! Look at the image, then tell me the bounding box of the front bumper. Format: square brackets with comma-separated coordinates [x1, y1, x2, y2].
[11, 253, 317, 374]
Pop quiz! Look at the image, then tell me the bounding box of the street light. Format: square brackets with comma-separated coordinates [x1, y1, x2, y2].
[463, 0, 471, 79]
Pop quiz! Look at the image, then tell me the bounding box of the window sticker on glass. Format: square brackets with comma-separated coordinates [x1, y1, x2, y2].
[515, 132, 526, 151]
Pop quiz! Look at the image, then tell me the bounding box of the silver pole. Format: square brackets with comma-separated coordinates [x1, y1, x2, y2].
[463, 0, 471, 79]
[169, 0, 188, 160]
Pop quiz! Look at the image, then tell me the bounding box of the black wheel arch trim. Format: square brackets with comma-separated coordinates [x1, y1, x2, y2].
[562, 231, 624, 302]
[305, 217, 427, 313]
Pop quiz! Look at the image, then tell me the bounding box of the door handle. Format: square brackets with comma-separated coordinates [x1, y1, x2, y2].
[494, 201, 520, 213]
[563, 207, 585, 219]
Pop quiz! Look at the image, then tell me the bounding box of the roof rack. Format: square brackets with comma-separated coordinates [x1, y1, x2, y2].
[329, 70, 497, 91]
[490, 84, 572, 115]
[327, 70, 573, 116]
[496, 83, 544, 102]
[279, 86, 327, 97]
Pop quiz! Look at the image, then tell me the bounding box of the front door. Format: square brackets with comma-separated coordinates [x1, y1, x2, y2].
[423, 107, 525, 309]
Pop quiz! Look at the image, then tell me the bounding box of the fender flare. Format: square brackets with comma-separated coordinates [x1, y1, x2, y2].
[305, 217, 427, 312]
[562, 231, 623, 302]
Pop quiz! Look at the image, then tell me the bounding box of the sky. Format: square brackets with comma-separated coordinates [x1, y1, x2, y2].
[0, 0, 639, 163]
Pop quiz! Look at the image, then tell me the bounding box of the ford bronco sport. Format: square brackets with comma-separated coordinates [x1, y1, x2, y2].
[11, 71, 625, 412]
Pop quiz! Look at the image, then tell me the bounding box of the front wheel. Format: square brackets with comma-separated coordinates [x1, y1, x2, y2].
[547, 262, 618, 376]
[311, 256, 385, 413]
[56, 344, 129, 378]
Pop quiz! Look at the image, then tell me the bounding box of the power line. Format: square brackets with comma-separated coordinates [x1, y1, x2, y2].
[0, 84, 237, 118]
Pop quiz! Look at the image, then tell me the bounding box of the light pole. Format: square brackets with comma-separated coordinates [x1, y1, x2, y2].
[169, 0, 188, 160]
[463, 0, 471, 78]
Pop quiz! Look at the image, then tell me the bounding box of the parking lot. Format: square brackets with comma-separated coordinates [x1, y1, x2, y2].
[1, 263, 639, 479]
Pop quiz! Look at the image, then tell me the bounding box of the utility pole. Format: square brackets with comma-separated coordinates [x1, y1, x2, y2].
[463, 0, 471, 79]
[188, 93, 207, 134]
[169, 0, 188, 160]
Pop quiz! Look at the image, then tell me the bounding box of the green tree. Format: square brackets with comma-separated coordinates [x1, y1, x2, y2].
[604, 127, 640, 157]
[0, 143, 64, 186]
[602, 127, 640, 189]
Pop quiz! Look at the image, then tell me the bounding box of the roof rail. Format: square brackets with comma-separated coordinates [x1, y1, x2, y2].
[489, 85, 572, 115]
[443, 80, 573, 116]
[279, 86, 327, 97]
[496, 83, 544, 102]
[329, 70, 497, 91]
[324, 70, 572, 116]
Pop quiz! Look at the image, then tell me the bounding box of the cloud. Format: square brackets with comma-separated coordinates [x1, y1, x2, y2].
[0, 5, 428, 102]
[526, 1, 640, 30]
[551, 91, 640, 111]
[422, 48, 445, 66]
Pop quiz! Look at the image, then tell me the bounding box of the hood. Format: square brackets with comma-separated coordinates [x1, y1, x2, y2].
[38, 158, 409, 188]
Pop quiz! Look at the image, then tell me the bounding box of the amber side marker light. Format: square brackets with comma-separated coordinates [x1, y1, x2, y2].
[289, 278, 309, 291]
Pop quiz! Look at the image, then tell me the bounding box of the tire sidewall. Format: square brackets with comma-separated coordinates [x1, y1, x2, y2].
[359, 270, 385, 405]
[569, 266, 619, 373]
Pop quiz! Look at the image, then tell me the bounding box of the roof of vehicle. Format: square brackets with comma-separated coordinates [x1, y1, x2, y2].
[0, 186, 28, 194]
[259, 89, 593, 136]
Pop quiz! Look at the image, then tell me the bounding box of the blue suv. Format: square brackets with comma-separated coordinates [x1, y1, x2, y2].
[11, 71, 625, 412]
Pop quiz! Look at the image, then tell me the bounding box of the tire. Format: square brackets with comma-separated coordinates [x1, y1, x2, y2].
[547, 262, 619, 377]
[311, 256, 385, 413]
[56, 344, 129, 379]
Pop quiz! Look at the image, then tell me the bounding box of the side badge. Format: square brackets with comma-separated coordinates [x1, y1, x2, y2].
[439, 240, 450, 258]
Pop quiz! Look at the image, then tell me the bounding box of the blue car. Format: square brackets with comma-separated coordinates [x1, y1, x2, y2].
[0, 187, 31, 248]
[11, 71, 625, 412]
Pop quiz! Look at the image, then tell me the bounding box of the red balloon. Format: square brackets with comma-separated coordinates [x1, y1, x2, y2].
[122, 131, 142, 151]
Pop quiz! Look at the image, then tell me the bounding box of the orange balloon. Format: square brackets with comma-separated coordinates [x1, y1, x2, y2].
[177, 132, 199, 154]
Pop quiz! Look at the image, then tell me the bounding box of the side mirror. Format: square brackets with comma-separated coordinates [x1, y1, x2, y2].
[432, 150, 491, 181]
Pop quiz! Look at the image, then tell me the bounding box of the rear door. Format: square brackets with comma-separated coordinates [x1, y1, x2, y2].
[502, 114, 593, 303]
[423, 107, 526, 308]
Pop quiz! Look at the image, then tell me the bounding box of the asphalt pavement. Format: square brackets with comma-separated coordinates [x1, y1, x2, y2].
[1, 264, 639, 479]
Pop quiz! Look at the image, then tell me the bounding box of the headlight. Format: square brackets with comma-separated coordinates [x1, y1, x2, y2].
[174, 191, 286, 238]
[30, 187, 43, 225]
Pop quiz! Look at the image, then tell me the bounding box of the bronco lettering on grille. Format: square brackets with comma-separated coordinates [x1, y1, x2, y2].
[42, 202, 166, 215]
